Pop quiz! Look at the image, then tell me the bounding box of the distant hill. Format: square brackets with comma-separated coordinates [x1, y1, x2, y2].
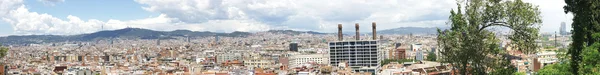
[267, 30, 329, 35]
[377, 27, 448, 35]
[0, 28, 251, 45]
[0, 27, 448, 45]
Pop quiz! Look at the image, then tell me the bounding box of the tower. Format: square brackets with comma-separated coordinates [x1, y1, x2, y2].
[338, 24, 343, 41]
[372, 22, 377, 40]
[289, 43, 298, 52]
[355, 23, 360, 40]
[329, 22, 379, 73]
[215, 36, 220, 44]
[555, 31, 558, 47]
[560, 22, 567, 35]
[157, 39, 160, 46]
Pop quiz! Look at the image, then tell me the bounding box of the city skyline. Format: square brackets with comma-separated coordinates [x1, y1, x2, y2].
[0, 0, 573, 36]
[0, 0, 590, 74]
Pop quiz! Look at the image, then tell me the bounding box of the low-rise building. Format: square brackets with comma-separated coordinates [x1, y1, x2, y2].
[244, 58, 275, 69]
[289, 54, 329, 68]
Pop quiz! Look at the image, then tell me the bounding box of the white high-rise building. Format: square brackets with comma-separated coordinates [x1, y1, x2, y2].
[329, 40, 380, 73]
[560, 22, 567, 35]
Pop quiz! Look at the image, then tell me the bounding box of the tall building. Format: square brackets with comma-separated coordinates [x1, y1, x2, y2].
[156, 39, 160, 46]
[329, 40, 379, 72]
[560, 22, 567, 35]
[187, 36, 191, 43]
[329, 22, 380, 73]
[416, 50, 423, 61]
[289, 43, 298, 52]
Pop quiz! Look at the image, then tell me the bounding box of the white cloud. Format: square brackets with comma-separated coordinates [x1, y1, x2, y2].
[2, 5, 103, 35]
[0, 0, 269, 35]
[135, 0, 457, 32]
[2, 0, 570, 35]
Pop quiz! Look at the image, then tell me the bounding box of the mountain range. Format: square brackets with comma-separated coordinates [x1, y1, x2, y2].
[0, 27, 442, 45]
[377, 27, 448, 35]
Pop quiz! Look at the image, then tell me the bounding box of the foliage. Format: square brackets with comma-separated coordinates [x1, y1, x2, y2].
[438, 0, 541, 74]
[0, 46, 6, 59]
[543, 46, 555, 49]
[537, 63, 572, 75]
[426, 52, 436, 61]
[0, 45, 6, 64]
[513, 72, 526, 75]
[488, 56, 517, 75]
[537, 45, 572, 75]
[579, 42, 600, 74]
[538, 34, 600, 75]
[563, 0, 600, 74]
[380, 59, 413, 66]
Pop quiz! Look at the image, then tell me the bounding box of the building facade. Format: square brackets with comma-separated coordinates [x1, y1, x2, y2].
[290, 43, 298, 52]
[560, 22, 567, 35]
[244, 58, 275, 69]
[289, 54, 329, 68]
[217, 53, 243, 63]
[329, 40, 380, 73]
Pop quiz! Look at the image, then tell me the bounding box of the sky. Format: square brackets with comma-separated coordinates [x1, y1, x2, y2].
[0, 0, 573, 36]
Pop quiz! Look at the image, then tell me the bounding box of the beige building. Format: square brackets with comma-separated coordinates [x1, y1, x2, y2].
[289, 54, 329, 68]
[244, 57, 275, 69]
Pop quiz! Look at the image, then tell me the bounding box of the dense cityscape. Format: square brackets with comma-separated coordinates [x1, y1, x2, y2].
[0, 0, 598, 75]
[0, 22, 572, 75]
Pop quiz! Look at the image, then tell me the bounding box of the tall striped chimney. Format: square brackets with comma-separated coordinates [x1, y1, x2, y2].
[372, 22, 377, 40]
[355, 23, 360, 40]
[338, 24, 343, 41]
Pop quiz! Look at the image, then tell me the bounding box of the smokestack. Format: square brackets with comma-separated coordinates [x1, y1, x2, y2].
[355, 23, 360, 40]
[372, 22, 377, 40]
[338, 24, 343, 41]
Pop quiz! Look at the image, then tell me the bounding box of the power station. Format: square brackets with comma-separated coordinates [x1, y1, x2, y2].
[329, 22, 381, 73]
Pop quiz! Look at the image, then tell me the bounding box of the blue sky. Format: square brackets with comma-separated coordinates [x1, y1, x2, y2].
[0, 0, 573, 36]
[0, 0, 158, 35]
[25, 0, 158, 21]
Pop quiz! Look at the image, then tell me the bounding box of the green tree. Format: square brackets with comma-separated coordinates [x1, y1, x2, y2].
[537, 34, 600, 75]
[380, 59, 413, 66]
[0, 44, 6, 64]
[537, 63, 572, 75]
[488, 57, 517, 75]
[563, 0, 600, 74]
[0, 46, 6, 59]
[426, 52, 436, 61]
[438, 0, 541, 74]
[536, 41, 572, 75]
[579, 33, 600, 74]
[513, 72, 526, 75]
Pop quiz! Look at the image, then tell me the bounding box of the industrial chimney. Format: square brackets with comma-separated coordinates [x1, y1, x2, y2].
[338, 24, 343, 41]
[372, 22, 377, 40]
[355, 23, 360, 40]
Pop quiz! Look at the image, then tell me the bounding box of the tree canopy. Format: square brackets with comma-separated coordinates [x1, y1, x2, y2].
[437, 0, 541, 74]
[0, 47, 6, 58]
[563, 0, 600, 74]
[426, 52, 437, 61]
